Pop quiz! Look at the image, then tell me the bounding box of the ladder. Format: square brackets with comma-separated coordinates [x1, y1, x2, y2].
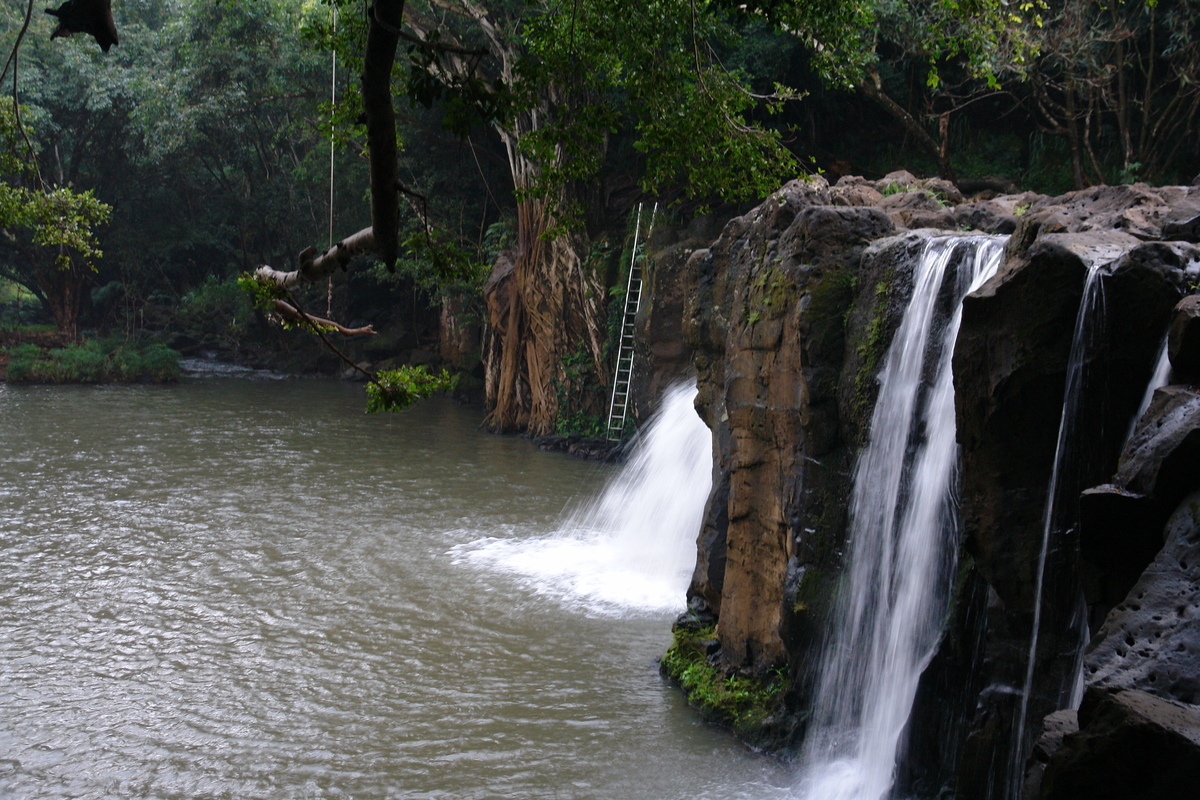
[605, 203, 656, 441]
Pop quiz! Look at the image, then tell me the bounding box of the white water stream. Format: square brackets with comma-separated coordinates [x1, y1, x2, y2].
[1007, 263, 1106, 795]
[457, 380, 712, 616]
[795, 236, 1006, 800]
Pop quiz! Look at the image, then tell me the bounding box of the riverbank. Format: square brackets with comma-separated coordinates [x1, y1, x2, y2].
[0, 332, 181, 384]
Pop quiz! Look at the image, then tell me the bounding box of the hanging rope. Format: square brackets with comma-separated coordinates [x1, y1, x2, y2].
[327, 5, 338, 318]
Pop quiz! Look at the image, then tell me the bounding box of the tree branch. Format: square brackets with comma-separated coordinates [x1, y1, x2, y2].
[272, 299, 376, 336]
[253, 226, 376, 287]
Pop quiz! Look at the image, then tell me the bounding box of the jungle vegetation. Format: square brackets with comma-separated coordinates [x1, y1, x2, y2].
[0, 0, 1196, 423]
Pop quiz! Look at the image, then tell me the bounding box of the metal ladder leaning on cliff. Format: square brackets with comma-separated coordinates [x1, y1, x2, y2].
[605, 202, 657, 442]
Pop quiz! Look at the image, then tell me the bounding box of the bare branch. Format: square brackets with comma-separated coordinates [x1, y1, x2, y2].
[272, 299, 376, 337]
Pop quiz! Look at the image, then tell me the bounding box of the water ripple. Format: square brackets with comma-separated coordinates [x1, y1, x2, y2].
[0, 380, 788, 799]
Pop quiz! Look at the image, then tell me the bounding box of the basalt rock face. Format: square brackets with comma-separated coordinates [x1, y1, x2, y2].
[675, 174, 1200, 787]
[1036, 688, 1200, 800]
[908, 188, 1196, 800]
[682, 178, 891, 680]
[677, 173, 1037, 748]
[1034, 447, 1200, 799]
[630, 214, 733, 422]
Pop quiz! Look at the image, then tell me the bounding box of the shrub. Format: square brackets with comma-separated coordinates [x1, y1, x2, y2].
[4, 338, 181, 384]
[659, 624, 789, 738]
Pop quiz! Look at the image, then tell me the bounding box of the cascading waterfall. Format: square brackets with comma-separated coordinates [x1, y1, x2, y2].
[795, 236, 1006, 800]
[1007, 263, 1106, 796]
[458, 380, 712, 614]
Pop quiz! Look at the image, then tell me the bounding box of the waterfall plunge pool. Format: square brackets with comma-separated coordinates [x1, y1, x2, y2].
[0, 378, 790, 800]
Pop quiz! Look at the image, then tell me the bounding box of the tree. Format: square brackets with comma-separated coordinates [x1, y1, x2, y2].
[244, 0, 810, 430]
[0, 0, 110, 337]
[1020, 0, 1200, 187]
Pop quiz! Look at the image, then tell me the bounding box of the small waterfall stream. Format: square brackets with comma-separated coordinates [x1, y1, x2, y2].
[1007, 264, 1106, 795]
[795, 236, 1005, 800]
[1127, 336, 1172, 442]
[458, 381, 712, 615]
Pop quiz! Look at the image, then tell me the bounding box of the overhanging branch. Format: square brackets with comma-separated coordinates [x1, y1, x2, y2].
[253, 226, 376, 287]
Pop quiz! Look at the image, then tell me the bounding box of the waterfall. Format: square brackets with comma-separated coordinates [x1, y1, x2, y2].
[457, 380, 712, 615]
[1008, 263, 1106, 796]
[795, 236, 1006, 800]
[1125, 336, 1172, 443]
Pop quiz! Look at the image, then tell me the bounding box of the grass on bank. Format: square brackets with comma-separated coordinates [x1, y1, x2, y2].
[4, 338, 181, 384]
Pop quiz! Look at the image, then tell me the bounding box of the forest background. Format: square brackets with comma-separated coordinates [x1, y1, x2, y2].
[1, 0, 1197, 434]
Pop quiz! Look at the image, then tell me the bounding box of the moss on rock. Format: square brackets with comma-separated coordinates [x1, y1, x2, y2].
[659, 623, 789, 741]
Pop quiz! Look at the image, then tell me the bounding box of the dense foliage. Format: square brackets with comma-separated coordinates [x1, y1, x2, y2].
[0, 0, 1195, 413]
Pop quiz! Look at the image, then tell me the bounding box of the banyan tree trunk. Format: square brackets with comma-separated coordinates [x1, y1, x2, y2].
[482, 193, 606, 435]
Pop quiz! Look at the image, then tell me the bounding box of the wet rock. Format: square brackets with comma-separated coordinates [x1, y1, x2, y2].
[953, 231, 1139, 611]
[941, 201, 1189, 798]
[830, 176, 883, 207]
[1168, 295, 1200, 381]
[1118, 386, 1200, 501]
[632, 234, 710, 422]
[1084, 489, 1200, 705]
[1037, 688, 1200, 800]
[681, 181, 897, 685]
[1022, 709, 1079, 800]
[1079, 485, 1160, 623]
[666, 173, 1200, 783]
[530, 433, 624, 462]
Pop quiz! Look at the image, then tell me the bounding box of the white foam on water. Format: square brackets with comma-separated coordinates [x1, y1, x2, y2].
[455, 381, 712, 616]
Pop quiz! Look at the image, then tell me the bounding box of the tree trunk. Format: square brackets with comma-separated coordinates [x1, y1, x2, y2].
[474, 48, 608, 435]
[37, 259, 85, 340]
[858, 67, 953, 178]
[482, 186, 606, 435]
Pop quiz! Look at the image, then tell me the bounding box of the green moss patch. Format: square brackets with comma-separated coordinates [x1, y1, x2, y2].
[660, 624, 789, 738]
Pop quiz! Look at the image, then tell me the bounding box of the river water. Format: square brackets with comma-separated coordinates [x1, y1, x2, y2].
[0, 378, 789, 800]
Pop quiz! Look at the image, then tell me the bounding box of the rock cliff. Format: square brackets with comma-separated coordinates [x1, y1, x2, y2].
[664, 172, 1200, 795]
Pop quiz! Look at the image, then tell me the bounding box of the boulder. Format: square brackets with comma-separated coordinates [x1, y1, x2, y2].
[1160, 193, 1200, 241]
[1037, 688, 1200, 800]
[1022, 709, 1079, 800]
[878, 188, 948, 229]
[877, 169, 921, 192]
[1168, 295, 1200, 381]
[829, 176, 884, 207]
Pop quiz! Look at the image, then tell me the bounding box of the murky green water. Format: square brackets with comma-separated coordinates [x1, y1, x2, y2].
[0, 378, 788, 799]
